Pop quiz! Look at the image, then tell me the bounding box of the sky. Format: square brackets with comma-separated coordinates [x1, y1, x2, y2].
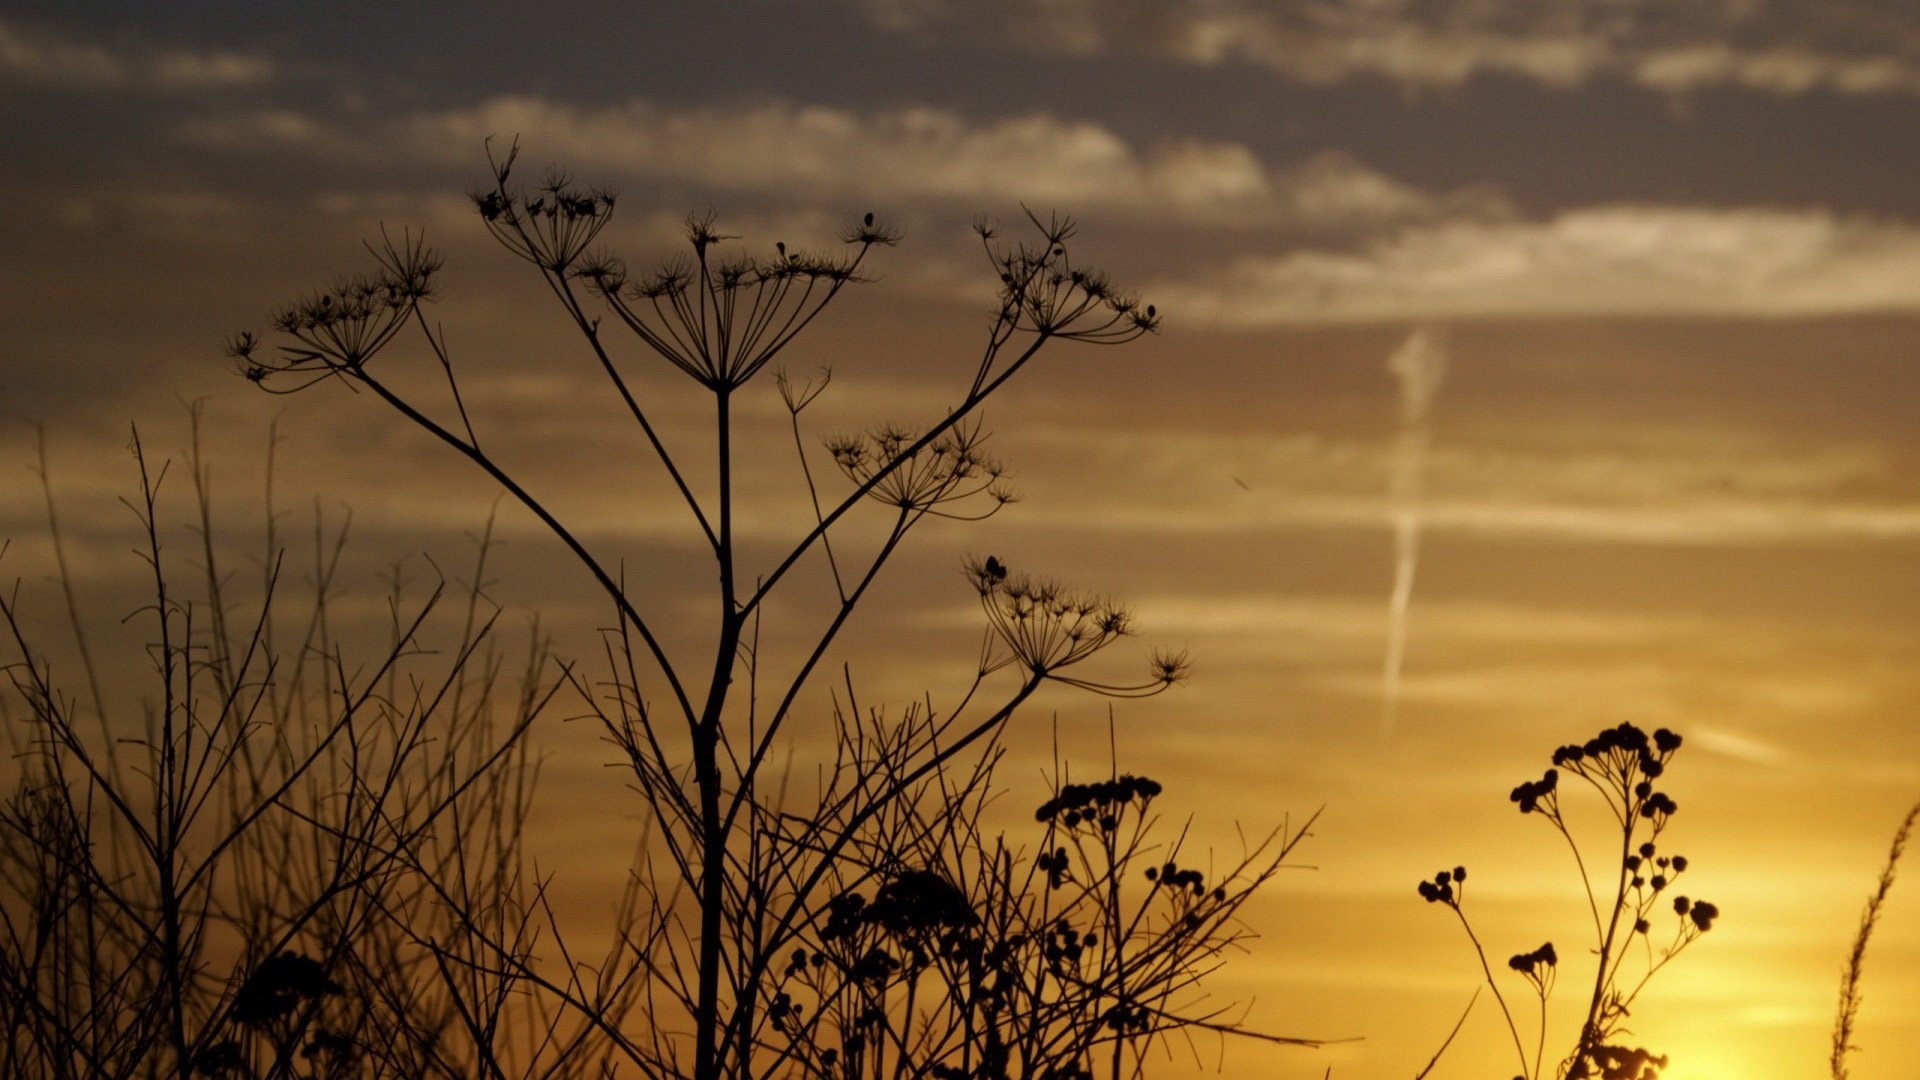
[4, 2, 1920, 1077]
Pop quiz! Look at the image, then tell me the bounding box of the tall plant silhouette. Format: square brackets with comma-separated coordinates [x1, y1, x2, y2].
[0, 420, 569, 1078]
[230, 141, 1310, 1078]
[1831, 799, 1919, 1080]
[1417, 723, 1718, 1080]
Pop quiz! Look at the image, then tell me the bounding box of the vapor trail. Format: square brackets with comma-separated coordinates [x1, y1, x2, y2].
[1381, 327, 1447, 737]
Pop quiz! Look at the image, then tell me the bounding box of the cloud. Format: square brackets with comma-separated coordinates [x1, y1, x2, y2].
[176, 109, 337, 148]
[1633, 43, 1920, 96]
[1091, 596, 1697, 646]
[47, 189, 262, 232]
[1688, 724, 1791, 767]
[1162, 4, 1612, 89]
[1002, 424, 1920, 546]
[179, 95, 1501, 230]
[1048, 487, 1920, 547]
[851, 0, 1920, 97]
[0, 17, 273, 90]
[1149, 206, 1920, 324]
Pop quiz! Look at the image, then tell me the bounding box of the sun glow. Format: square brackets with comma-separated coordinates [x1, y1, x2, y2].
[1654, 1031, 1801, 1080]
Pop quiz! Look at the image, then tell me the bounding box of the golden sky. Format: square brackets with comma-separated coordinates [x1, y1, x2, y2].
[5, 3, 1920, 1077]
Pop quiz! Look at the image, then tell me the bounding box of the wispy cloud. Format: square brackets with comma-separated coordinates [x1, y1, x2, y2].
[0, 17, 273, 90]
[1151, 206, 1920, 324]
[178, 95, 1502, 230]
[852, 0, 1920, 97]
[1688, 724, 1791, 767]
[1632, 43, 1920, 96]
[176, 109, 336, 148]
[1038, 488, 1920, 547]
[1003, 424, 1920, 546]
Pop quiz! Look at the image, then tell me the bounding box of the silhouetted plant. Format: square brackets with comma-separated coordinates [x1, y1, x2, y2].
[0, 417, 580, 1078]
[752, 710, 1315, 1079]
[1831, 799, 1919, 1080]
[227, 139, 1306, 1079]
[1417, 723, 1717, 1080]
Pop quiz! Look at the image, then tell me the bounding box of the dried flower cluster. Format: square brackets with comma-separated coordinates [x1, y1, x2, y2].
[1507, 942, 1558, 998]
[965, 555, 1187, 695]
[755, 768, 1310, 1079]
[474, 167, 617, 273]
[581, 206, 893, 389]
[976, 211, 1159, 344]
[827, 419, 1015, 518]
[211, 140, 1292, 1080]
[226, 230, 440, 389]
[1418, 723, 1718, 1080]
[1034, 774, 1163, 828]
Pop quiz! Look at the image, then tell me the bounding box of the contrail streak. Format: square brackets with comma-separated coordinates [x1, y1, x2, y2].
[1381, 327, 1447, 737]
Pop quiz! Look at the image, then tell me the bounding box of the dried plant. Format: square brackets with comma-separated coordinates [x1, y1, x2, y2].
[1831, 799, 1920, 1080]
[751, 716, 1316, 1080]
[225, 139, 1305, 1079]
[0, 417, 571, 1078]
[1417, 723, 1718, 1080]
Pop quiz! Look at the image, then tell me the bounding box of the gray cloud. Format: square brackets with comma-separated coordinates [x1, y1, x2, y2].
[175, 95, 1505, 232]
[1150, 205, 1920, 323]
[852, 0, 1920, 96]
[0, 16, 274, 91]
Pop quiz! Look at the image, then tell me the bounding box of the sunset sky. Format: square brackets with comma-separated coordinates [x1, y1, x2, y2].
[5, 3, 1920, 1077]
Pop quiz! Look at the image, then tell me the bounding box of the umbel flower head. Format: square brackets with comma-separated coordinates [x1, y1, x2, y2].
[1508, 941, 1557, 972]
[580, 206, 898, 390]
[1524, 722, 1685, 830]
[975, 209, 1158, 343]
[228, 229, 441, 390]
[827, 418, 1015, 518]
[1034, 774, 1163, 828]
[472, 138, 903, 390]
[1508, 941, 1558, 995]
[1510, 768, 1559, 815]
[473, 140, 617, 273]
[963, 556, 1187, 695]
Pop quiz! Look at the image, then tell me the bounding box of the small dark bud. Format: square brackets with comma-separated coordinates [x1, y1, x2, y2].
[1689, 900, 1719, 931]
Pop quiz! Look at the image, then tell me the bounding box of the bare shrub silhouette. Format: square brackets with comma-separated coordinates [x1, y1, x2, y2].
[216, 140, 1316, 1078]
[1416, 723, 1717, 1080]
[0, 417, 574, 1077]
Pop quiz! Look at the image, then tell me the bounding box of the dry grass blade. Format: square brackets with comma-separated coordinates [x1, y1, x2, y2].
[1832, 799, 1920, 1080]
